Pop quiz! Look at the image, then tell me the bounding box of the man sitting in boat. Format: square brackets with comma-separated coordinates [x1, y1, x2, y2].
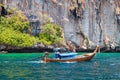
[54, 48, 64, 59]
[55, 50, 61, 59]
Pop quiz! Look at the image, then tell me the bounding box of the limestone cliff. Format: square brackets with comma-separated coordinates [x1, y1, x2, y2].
[1, 0, 120, 49]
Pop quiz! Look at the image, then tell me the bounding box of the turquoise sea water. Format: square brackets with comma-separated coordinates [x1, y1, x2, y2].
[0, 53, 120, 80]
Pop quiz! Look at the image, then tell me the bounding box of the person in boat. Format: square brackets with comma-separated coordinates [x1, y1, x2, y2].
[54, 48, 67, 59]
[55, 50, 61, 59]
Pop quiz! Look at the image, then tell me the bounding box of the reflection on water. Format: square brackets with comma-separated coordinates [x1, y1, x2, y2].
[0, 53, 120, 80]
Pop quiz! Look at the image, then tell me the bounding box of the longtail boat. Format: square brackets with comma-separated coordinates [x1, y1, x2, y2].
[42, 46, 99, 63]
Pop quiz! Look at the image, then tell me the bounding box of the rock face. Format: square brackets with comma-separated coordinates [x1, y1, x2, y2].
[2, 0, 120, 49]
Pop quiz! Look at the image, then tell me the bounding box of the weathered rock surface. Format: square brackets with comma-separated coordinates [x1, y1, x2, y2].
[0, 0, 120, 51]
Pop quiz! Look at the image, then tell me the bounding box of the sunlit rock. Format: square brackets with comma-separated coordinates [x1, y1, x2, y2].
[51, 0, 57, 4]
[62, 17, 69, 22]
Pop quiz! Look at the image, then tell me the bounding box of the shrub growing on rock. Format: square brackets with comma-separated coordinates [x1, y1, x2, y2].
[0, 27, 38, 47]
[39, 23, 65, 45]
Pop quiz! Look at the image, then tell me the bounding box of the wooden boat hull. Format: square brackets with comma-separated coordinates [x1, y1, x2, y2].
[42, 46, 99, 63]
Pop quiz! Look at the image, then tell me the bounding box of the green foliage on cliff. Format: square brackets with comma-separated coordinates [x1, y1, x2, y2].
[39, 23, 64, 45]
[0, 6, 64, 47]
[0, 9, 38, 47]
[0, 11, 29, 32]
[0, 27, 38, 47]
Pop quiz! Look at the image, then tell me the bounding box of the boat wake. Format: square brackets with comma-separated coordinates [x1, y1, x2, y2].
[27, 60, 45, 64]
[0, 60, 45, 64]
